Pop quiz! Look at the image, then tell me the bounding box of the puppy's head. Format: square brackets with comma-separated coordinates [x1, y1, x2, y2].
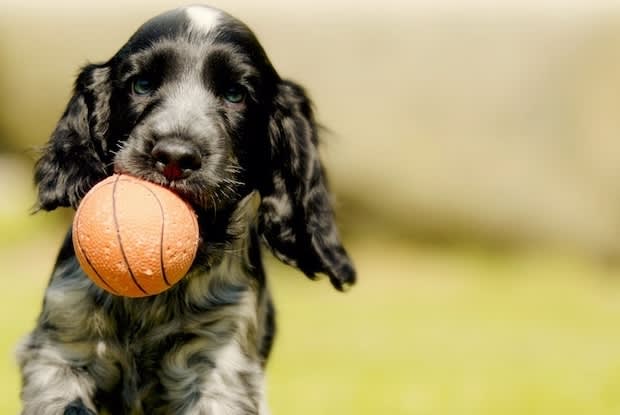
[35, 5, 355, 290]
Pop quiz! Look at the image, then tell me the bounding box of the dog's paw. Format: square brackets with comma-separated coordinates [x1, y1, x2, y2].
[63, 399, 96, 415]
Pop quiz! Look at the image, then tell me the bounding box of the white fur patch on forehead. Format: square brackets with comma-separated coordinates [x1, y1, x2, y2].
[185, 6, 221, 34]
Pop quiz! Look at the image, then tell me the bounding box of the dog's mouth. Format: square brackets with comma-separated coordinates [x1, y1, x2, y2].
[113, 147, 245, 210]
[113, 161, 248, 224]
[114, 163, 199, 204]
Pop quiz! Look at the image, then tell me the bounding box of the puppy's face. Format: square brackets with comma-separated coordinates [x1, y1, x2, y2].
[35, 6, 356, 289]
[109, 6, 276, 213]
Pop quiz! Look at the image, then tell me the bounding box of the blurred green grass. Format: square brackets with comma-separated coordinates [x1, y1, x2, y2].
[3, 234, 620, 414]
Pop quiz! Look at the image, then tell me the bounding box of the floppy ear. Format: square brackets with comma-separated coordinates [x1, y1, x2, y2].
[34, 64, 111, 211]
[258, 80, 356, 291]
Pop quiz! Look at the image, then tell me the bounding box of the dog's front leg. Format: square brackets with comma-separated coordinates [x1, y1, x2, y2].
[17, 336, 98, 415]
[17, 258, 114, 415]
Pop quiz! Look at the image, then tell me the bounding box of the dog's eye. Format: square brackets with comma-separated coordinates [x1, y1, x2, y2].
[223, 84, 246, 104]
[132, 77, 154, 96]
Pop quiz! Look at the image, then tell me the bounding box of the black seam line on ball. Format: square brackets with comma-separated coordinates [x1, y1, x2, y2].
[113, 175, 149, 295]
[136, 182, 171, 287]
[75, 185, 119, 295]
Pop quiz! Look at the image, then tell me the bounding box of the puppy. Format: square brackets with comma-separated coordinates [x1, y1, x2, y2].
[18, 5, 355, 415]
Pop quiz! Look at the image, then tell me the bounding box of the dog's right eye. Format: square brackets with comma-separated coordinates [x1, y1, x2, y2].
[132, 77, 154, 96]
[223, 84, 246, 104]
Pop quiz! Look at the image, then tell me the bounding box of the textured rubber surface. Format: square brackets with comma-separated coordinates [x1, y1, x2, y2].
[72, 174, 199, 297]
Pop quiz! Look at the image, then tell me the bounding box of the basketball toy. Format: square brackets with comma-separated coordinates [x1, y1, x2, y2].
[72, 174, 199, 297]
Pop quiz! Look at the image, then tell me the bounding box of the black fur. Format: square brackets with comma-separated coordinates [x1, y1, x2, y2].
[19, 5, 354, 415]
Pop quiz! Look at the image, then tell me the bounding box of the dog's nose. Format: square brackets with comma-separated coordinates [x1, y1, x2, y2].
[152, 138, 202, 180]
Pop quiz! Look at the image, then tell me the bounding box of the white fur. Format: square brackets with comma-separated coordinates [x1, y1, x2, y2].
[17, 339, 98, 415]
[185, 6, 220, 34]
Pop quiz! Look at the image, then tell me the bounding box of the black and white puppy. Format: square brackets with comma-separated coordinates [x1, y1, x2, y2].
[18, 5, 355, 415]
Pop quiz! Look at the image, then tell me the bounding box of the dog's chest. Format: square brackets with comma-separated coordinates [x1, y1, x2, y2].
[95, 295, 262, 414]
[106, 284, 248, 369]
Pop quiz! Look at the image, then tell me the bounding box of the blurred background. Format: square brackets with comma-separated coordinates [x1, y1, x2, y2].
[3, 0, 620, 413]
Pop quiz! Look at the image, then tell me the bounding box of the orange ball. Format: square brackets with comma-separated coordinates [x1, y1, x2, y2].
[72, 174, 199, 297]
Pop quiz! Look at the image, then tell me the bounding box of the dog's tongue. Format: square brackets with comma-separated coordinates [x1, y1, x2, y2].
[163, 164, 184, 180]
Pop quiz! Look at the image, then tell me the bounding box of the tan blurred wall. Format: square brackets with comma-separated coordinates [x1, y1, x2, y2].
[3, 2, 620, 257]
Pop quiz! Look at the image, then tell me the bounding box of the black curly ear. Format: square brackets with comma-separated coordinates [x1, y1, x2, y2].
[258, 80, 356, 291]
[34, 64, 111, 211]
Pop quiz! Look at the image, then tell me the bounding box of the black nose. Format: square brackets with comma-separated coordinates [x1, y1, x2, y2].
[152, 138, 202, 180]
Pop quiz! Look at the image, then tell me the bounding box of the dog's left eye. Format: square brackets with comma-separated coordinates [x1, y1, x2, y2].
[223, 84, 246, 104]
[132, 77, 154, 96]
